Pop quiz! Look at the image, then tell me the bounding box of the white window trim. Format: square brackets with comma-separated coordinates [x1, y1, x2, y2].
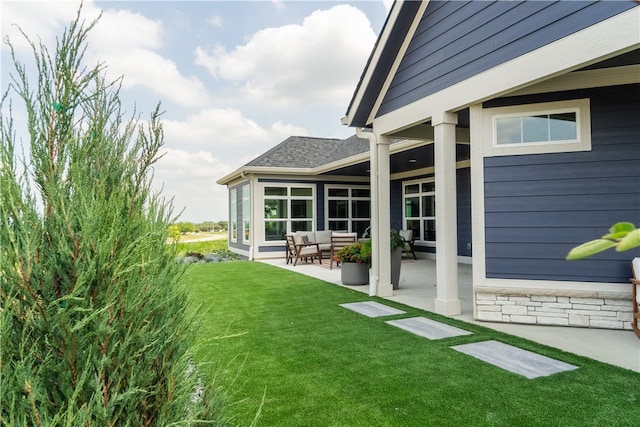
[483, 98, 591, 157]
[261, 183, 315, 243]
[324, 184, 371, 233]
[402, 177, 436, 247]
[241, 185, 250, 245]
[230, 189, 238, 244]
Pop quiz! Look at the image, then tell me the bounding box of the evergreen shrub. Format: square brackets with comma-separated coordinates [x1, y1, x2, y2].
[0, 9, 227, 425]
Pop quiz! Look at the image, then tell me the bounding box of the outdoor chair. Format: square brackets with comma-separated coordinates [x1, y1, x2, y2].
[285, 235, 296, 264]
[399, 229, 417, 260]
[330, 234, 357, 270]
[286, 234, 321, 267]
[631, 257, 640, 339]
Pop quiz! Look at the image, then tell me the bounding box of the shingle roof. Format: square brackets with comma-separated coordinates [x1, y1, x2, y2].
[245, 135, 369, 168]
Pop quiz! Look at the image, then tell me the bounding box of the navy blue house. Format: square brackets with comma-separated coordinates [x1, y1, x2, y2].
[220, 1, 639, 331]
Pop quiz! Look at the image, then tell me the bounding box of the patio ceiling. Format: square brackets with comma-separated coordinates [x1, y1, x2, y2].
[321, 142, 470, 177]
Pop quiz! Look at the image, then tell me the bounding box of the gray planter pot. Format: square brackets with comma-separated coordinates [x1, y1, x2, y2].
[391, 247, 402, 289]
[341, 262, 369, 286]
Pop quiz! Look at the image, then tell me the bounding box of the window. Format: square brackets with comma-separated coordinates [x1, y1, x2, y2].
[484, 99, 591, 156]
[230, 189, 237, 243]
[326, 186, 370, 237]
[242, 185, 250, 244]
[264, 185, 314, 241]
[403, 180, 435, 243]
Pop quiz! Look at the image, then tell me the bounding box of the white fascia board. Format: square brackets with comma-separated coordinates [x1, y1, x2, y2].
[365, 0, 431, 127]
[373, 7, 640, 136]
[343, 0, 406, 127]
[507, 64, 640, 97]
[216, 166, 313, 185]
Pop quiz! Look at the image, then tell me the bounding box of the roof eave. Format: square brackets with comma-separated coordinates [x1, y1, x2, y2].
[342, 0, 407, 129]
[216, 166, 315, 185]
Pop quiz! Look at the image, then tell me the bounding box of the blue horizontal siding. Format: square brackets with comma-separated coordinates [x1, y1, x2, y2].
[484, 85, 640, 283]
[457, 168, 472, 257]
[379, 1, 636, 117]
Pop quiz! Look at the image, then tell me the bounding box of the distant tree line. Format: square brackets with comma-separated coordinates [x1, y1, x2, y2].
[174, 221, 228, 234]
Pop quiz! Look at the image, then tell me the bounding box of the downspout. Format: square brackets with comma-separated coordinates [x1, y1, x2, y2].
[356, 127, 378, 297]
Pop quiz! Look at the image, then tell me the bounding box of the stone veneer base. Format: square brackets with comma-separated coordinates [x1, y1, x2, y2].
[474, 286, 633, 330]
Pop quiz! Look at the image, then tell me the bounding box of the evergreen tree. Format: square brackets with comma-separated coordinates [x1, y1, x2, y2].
[0, 9, 226, 425]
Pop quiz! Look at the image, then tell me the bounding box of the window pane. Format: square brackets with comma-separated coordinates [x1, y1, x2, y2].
[265, 187, 287, 196]
[329, 220, 348, 232]
[242, 188, 250, 218]
[244, 220, 250, 241]
[406, 219, 420, 237]
[291, 220, 312, 232]
[291, 187, 312, 197]
[422, 195, 435, 217]
[328, 200, 348, 218]
[549, 112, 577, 140]
[422, 182, 435, 193]
[522, 115, 549, 143]
[291, 199, 312, 219]
[424, 219, 436, 241]
[405, 184, 419, 194]
[264, 221, 286, 241]
[496, 117, 521, 144]
[352, 221, 370, 238]
[405, 197, 419, 218]
[265, 199, 287, 219]
[351, 188, 370, 198]
[352, 200, 370, 219]
[328, 188, 348, 197]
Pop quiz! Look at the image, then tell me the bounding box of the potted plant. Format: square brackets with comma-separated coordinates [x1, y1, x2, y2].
[362, 228, 406, 289]
[334, 242, 371, 285]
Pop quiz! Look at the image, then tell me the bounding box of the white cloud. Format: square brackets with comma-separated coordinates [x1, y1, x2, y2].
[152, 148, 232, 222]
[1, 1, 210, 109]
[1, 0, 94, 53]
[194, 4, 376, 109]
[383, 0, 394, 14]
[161, 108, 308, 166]
[206, 15, 223, 28]
[89, 8, 210, 108]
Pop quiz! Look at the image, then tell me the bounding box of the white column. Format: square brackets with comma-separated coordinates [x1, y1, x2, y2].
[357, 130, 392, 297]
[433, 112, 461, 315]
[374, 134, 392, 297]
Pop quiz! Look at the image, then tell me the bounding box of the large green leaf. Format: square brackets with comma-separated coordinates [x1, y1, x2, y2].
[617, 228, 640, 252]
[566, 239, 617, 260]
[602, 222, 636, 240]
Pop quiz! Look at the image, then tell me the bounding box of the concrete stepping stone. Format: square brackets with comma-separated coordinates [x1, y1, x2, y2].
[452, 340, 579, 379]
[340, 301, 406, 317]
[386, 317, 473, 340]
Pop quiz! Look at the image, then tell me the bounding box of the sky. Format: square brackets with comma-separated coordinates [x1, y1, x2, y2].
[0, 0, 391, 223]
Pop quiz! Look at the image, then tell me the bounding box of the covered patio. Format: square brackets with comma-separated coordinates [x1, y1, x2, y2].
[259, 257, 640, 373]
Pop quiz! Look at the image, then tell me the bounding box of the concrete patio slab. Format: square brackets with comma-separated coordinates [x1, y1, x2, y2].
[340, 301, 406, 317]
[386, 317, 473, 340]
[452, 340, 579, 379]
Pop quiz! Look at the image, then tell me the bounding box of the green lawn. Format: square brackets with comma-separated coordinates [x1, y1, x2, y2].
[186, 261, 640, 426]
[175, 238, 229, 257]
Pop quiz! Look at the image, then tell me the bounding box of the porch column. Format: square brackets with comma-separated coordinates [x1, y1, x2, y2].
[357, 129, 392, 297]
[433, 112, 461, 315]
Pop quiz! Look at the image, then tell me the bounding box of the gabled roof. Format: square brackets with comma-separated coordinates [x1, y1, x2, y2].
[343, 0, 421, 129]
[246, 135, 369, 168]
[344, 0, 639, 131]
[216, 135, 369, 185]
